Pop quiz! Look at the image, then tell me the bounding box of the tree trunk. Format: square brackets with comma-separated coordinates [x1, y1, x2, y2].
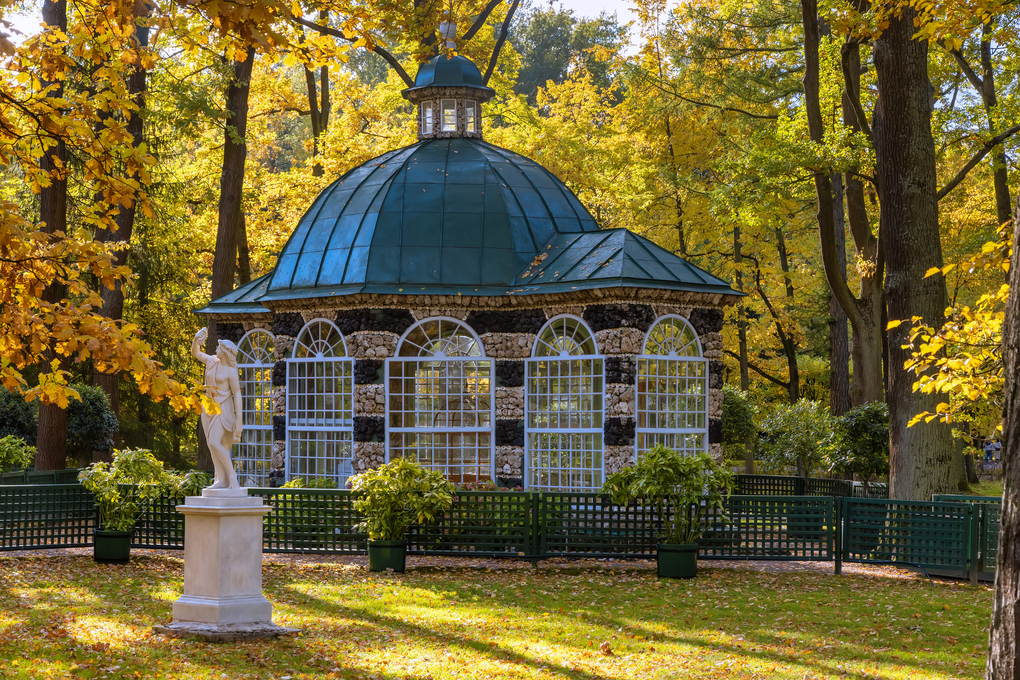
[987, 197, 1020, 678]
[734, 226, 749, 390]
[200, 45, 255, 471]
[829, 173, 851, 415]
[34, 0, 69, 471]
[873, 8, 955, 500]
[237, 213, 251, 285]
[774, 227, 799, 403]
[303, 14, 330, 179]
[93, 5, 150, 440]
[977, 22, 1012, 228]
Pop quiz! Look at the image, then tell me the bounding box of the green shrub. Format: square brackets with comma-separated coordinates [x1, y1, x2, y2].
[67, 385, 118, 465]
[602, 445, 732, 545]
[824, 401, 889, 484]
[0, 387, 36, 444]
[78, 448, 193, 532]
[0, 435, 35, 473]
[722, 385, 756, 462]
[281, 476, 339, 489]
[349, 459, 454, 542]
[756, 400, 833, 477]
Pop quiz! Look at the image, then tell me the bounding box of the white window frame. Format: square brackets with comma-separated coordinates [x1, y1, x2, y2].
[421, 101, 433, 134]
[465, 99, 477, 133]
[236, 328, 275, 487]
[441, 98, 457, 132]
[525, 315, 604, 492]
[386, 317, 495, 483]
[635, 315, 708, 458]
[286, 319, 354, 486]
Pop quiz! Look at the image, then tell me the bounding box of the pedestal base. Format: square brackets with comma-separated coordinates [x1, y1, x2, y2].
[163, 489, 294, 640]
[152, 621, 298, 643]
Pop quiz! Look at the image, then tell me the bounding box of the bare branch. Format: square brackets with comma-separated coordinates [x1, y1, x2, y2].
[461, 0, 503, 44]
[483, 0, 520, 85]
[291, 15, 414, 87]
[938, 123, 1020, 201]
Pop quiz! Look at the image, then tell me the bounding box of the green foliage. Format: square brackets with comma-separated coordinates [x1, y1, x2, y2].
[281, 476, 339, 489]
[602, 446, 732, 546]
[66, 384, 118, 466]
[824, 402, 890, 484]
[78, 448, 187, 532]
[349, 459, 454, 542]
[0, 387, 37, 444]
[721, 386, 756, 462]
[756, 400, 833, 477]
[0, 435, 35, 473]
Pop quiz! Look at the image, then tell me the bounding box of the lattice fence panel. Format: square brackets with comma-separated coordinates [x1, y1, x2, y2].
[539, 492, 662, 557]
[0, 484, 95, 550]
[252, 488, 366, 553]
[409, 491, 533, 556]
[843, 498, 972, 575]
[735, 475, 805, 496]
[133, 494, 186, 549]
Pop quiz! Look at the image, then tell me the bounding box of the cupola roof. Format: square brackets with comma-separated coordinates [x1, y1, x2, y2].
[401, 54, 495, 100]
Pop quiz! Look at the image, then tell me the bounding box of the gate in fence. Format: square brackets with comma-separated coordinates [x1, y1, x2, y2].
[0, 484, 1000, 581]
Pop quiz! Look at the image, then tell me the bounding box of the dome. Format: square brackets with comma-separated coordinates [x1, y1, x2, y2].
[262, 137, 602, 300]
[402, 54, 495, 99]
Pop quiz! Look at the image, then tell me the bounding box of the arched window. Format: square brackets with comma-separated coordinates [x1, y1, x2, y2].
[236, 329, 275, 487]
[526, 316, 604, 491]
[636, 315, 708, 456]
[286, 319, 354, 485]
[387, 318, 493, 483]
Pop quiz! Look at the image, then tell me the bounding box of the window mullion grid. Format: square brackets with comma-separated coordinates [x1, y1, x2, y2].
[525, 355, 604, 492]
[286, 357, 354, 485]
[635, 356, 708, 458]
[386, 357, 493, 483]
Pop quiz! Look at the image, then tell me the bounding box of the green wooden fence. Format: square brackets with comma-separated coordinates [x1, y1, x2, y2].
[0, 484, 999, 581]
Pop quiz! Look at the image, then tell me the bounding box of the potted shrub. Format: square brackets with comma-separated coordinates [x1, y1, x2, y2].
[78, 448, 202, 564]
[349, 459, 454, 573]
[602, 445, 732, 579]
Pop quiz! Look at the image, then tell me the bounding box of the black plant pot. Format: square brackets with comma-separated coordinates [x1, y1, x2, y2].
[657, 543, 698, 579]
[368, 540, 407, 573]
[94, 530, 131, 564]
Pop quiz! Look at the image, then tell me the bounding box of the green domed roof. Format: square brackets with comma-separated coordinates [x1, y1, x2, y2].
[261, 137, 606, 300]
[402, 54, 494, 98]
[202, 137, 739, 310]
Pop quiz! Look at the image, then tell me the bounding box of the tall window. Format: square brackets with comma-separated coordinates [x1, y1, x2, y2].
[387, 318, 493, 483]
[526, 316, 604, 491]
[421, 102, 433, 134]
[441, 99, 457, 131]
[465, 100, 477, 133]
[287, 320, 354, 485]
[236, 329, 275, 487]
[636, 316, 707, 456]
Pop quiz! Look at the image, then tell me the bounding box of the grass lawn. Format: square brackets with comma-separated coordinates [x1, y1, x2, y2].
[967, 480, 1003, 498]
[0, 554, 991, 679]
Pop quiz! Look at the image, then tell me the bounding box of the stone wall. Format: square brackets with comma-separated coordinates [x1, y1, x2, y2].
[261, 301, 727, 486]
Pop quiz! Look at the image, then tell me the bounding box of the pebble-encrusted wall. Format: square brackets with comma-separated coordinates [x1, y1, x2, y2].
[255, 299, 726, 487]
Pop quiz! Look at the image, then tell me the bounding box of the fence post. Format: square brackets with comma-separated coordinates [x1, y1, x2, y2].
[970, 505, 980, 586]
[795, 477, 806, 496]
[529, 491, 541, 566]
[834, 496, 842, 576]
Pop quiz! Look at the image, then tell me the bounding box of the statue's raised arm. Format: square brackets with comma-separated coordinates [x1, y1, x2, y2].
[194, 327, 242, 491]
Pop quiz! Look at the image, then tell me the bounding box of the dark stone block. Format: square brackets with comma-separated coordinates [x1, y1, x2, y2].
[273, 312, 304, 337]
[271, 361, 286, 387]
[466, 309, 547, 335]
[709, 418, 723, 444]
[495, 419, 525, 447]
[272, 416, 286, 440]
[582, 304, 656, 332]
[605, 356, 636, 385]
[268, 470, 285, 488]
[496, 360, 525, 388]
[709, 371, 723, 389]
[217, 323, 245, 344]
[335, 308, 415, 335]
[354, 416, 385, 442]
[354, 359, 384, 385]
[689, 307, 724, 336]
[604, 417, 636, 446]
[497, 477, 523, 490]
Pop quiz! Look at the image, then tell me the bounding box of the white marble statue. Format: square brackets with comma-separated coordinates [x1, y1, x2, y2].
[192, 327, 243, 490]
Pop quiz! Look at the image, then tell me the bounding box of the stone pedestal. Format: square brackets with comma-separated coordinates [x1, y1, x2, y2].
[153, 489, 296, 642]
